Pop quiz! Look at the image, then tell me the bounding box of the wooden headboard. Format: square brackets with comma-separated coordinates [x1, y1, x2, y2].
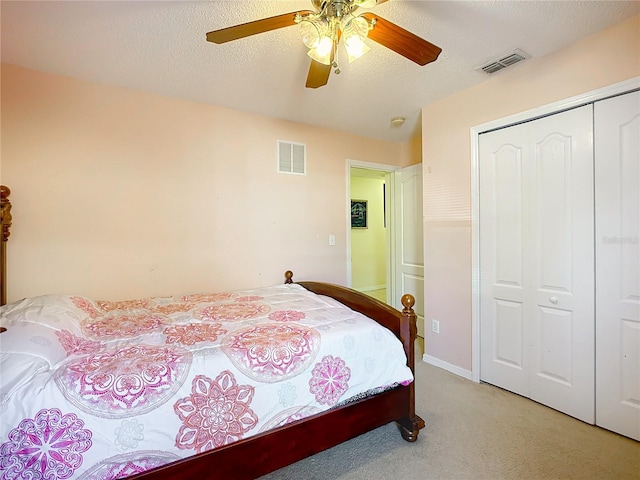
[1, 185, 12, 306]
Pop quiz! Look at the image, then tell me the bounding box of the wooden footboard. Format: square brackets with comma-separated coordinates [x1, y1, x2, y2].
[131, 272, 425, 480]
[289, 271, 424, 441]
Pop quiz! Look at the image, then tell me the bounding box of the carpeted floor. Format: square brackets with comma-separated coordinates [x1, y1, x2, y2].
[260, 351, 640, 480]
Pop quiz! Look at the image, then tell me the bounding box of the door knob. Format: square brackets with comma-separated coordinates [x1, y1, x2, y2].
[549, 296, 558, 304]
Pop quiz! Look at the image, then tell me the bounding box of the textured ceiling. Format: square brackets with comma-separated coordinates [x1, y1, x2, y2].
[2, 1, 639, 143]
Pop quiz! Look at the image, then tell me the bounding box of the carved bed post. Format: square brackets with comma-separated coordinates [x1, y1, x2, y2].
[397, 293, 426, 441]
[1, 185, 12, 306]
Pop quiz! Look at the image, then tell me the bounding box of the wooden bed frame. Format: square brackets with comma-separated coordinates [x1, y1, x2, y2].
[0, 185, 425, 479]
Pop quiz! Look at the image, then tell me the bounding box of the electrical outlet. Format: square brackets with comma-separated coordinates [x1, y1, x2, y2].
[431, 319, 440, 334]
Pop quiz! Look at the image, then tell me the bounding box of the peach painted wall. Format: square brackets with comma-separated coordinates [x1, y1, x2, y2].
[1, 64, 412, 302]
[421, 15, 640, 371]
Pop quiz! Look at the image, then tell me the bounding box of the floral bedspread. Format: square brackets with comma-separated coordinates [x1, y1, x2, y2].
[0, 283, 413, 479]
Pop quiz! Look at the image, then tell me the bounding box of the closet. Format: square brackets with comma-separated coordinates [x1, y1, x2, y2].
[478, 90, 639, 440]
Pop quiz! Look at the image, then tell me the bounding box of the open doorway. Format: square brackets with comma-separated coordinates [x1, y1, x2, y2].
[349, 167, 392, 304]
[347, 160, 425, 346]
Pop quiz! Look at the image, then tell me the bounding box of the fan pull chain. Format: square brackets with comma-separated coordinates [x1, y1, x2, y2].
[331, 30, 341, 74]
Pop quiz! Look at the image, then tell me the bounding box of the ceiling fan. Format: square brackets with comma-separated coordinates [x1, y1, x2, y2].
[206, 0, 442, 89]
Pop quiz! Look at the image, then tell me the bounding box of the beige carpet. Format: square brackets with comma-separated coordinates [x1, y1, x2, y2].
[260, 354, 639, 480]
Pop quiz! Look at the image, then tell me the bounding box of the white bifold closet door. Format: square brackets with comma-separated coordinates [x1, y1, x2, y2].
[479, 105, 595, 423]
[595, 91, 640, 441]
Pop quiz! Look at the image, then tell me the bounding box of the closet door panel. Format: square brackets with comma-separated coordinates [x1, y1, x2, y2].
[538, 307, 573, 385]
[480, 125, 529, 397]
[495, 299, 524, 369]
[595, 90, 640, 440]
[527, 105, 594, 424]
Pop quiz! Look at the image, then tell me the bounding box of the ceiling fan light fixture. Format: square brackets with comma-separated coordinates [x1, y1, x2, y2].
[341, 15, 370, 63]
[307, 36, 334, 65]
[298, 17, 329, 49]
[341, 14, 369, 39]
[345, 36, 370, 63]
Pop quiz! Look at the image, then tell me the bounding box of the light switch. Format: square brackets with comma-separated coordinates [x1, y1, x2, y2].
[329, 234, 336, 246]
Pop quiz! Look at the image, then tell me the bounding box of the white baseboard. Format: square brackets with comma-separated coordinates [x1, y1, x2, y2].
[423, 354, 474, 381]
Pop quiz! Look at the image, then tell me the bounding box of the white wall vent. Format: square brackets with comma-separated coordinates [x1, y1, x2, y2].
[479, 49, 530, 74]
[277, 140, 306, 175]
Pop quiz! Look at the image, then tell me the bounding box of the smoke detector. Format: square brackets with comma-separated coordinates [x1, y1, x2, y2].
[390, 116, 406, 127]
[479, 49, 530, 74]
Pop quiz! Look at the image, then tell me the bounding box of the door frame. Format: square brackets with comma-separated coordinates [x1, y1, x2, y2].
[470, 76, 640, 383]
[346, 159, 399, 303]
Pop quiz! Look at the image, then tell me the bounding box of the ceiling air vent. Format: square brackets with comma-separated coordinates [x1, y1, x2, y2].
[277, 140, 306, 175]
[479, 49, 530, 74]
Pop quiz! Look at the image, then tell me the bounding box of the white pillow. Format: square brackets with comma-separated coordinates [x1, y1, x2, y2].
[0, 295, 91, 366]
[0, 352, 49, 405]
[1, 294, 89, 331]
[0, 321, 69, 367]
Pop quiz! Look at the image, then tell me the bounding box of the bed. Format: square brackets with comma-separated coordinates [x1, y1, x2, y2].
[0, 185, 425, 480]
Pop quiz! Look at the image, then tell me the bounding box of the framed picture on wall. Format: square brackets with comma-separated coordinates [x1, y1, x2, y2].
[351, 200, 367, 228]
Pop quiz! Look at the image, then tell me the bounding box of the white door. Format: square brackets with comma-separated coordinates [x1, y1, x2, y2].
[393, 164, 425, 337]
[479, 122, 530, 397]
[480, 105, 595, 423]
[595, 91, 640, 440]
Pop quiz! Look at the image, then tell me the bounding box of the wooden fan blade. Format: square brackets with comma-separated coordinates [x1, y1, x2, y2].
[206, 10, 313, 44]
[360, 12, 442, 66]
[306, 59, 332, 89]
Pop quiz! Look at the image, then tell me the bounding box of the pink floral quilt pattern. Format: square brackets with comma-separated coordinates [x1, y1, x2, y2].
[0, 408, 92, 480]
[54, 345, 192, 418]
[0, 283, 413, 479]
[174, 371, 258, 452]
[309, 355, 352, 406]
[222, 323, 321, 382]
